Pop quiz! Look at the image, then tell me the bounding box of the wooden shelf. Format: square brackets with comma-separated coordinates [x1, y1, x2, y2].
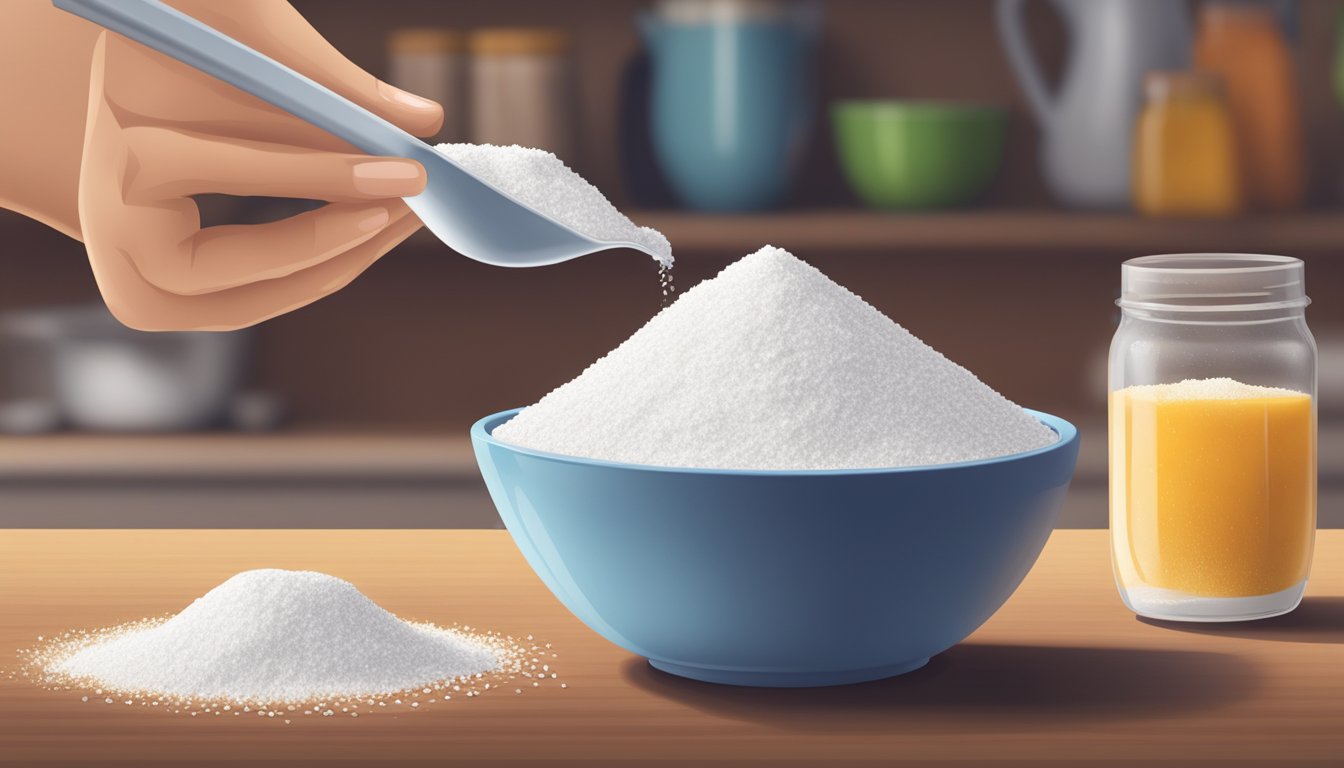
[403, 209, 1344, 255]
[627, 209, 1344, 254]
[0, 431, 476, 481]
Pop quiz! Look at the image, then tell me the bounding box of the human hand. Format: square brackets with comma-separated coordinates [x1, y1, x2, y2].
[74, 1, 442, 330]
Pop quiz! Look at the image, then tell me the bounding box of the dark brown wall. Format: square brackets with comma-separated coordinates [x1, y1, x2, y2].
[5, 0, 1344, 432]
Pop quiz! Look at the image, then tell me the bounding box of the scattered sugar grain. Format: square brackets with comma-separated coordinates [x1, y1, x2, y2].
[436, 143, 672, 267]
[495, 246, 1057, 470]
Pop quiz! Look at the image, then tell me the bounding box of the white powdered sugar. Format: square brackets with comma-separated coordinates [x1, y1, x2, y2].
[47, 569, 501, 703]
[436, 142, 672, 266]
[494, 246, 1057, 470]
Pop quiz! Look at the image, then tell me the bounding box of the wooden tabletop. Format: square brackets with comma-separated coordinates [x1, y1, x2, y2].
[1, 530, 1340, 766]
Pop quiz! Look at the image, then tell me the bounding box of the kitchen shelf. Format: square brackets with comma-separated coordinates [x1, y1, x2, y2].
[403, 209, 1344, 255]
[12, 420, 1344, 484]
[628, 209, 1344, 254]
[0, 431, 477, 481]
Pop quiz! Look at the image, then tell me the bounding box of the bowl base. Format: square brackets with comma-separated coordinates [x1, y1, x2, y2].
[647, 656, 930, 688]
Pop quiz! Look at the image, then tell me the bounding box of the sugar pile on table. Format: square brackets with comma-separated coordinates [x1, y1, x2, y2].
[494, 246, 1057, 470]
[45, 569, 503, 703]
[436, 142, 673, 267]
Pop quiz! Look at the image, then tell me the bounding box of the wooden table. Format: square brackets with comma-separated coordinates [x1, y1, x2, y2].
[1, 530, 1340, 766]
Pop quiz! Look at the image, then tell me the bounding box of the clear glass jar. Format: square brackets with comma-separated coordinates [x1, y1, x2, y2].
[1109, 254, 1316, 622]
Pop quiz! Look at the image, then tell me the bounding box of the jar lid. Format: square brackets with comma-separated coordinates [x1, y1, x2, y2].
[388, 28, 464, 54]
[656, 0, 795, 23]
[1144, 71, 1225, 102]
[1201, 1, 1279, 23]
[1119, 253, 1309, 312]
[469, 28, 569, 57]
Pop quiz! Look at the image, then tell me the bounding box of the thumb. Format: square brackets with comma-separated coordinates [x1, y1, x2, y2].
[370, 81, 444, 138]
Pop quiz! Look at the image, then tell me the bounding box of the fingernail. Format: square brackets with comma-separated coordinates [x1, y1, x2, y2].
[377, 80, 439, 111]
[353, 160, 423, 196]
[357, 207, 391, 232]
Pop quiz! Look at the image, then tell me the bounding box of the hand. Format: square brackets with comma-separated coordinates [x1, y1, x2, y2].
[1, 1, 444, 331]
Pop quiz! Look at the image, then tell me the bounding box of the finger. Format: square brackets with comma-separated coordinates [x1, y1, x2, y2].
[150, 1, 443, 138]
[100, 210, 423, 332]
[123, 127, 425, 202]
[132, 201, 414, 297]
[253, 7, 444, 137]
[201, 210, 424, 328]
[80, 30, 427, 332]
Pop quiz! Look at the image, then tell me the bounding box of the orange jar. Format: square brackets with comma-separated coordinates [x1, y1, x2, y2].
[1195, 3, 1304, 211]
[1132, 72, 1242, 217]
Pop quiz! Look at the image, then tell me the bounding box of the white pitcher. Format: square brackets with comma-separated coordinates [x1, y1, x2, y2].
[997, 0, 1190, 209]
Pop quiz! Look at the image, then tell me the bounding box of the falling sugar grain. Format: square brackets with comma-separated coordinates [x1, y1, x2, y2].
[658, 262, 677, 306]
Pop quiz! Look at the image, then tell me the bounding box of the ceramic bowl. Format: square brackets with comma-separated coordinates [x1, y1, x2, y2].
[831, 100, 1006, 209]
[473, 408, 1077, 687]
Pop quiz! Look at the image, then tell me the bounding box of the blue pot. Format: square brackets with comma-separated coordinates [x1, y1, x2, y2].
[639, 5, 820, 211]
[473, 408, 1079, 687]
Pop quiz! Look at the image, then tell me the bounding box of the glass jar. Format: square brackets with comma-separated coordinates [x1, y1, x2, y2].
[468, 28, 575, 162]
[1109, 254, 1316, 622]
[1195, 1, 1304, 211]
[1132, 72, 1242, 218]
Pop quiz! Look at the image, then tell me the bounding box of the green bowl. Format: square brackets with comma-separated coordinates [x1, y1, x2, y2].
[831, 101, 1006, 210]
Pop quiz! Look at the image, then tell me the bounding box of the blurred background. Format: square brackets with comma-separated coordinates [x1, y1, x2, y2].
[3, 0, 1344, 528]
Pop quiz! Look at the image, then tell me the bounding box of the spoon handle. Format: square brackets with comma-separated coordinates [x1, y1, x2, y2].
[53, 0, 424, 158]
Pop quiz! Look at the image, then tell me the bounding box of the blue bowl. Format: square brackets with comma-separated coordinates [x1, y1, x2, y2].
[472, 408, 1079, 687]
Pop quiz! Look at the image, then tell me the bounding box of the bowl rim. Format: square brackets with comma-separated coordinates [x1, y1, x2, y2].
[472, 408, 1077, 477]
[830, 99, 1007, 119]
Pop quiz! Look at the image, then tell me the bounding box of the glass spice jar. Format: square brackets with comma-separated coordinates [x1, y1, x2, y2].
[1195, 1, 1304, 211]
[1131, 72, 1242, 218]
[469, 28, 575, 162]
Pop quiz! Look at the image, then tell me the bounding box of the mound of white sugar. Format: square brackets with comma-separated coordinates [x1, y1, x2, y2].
[1121, 377, 1306, 401]
[494, 246, 1058, 470]
[49, 569, 500, 703]
[436, 143, 672, 267]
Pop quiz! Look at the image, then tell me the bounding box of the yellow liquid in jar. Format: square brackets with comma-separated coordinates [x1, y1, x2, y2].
[1110, 378, 1315, 598]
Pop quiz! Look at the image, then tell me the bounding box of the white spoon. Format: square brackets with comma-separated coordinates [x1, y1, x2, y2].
[54, 0, 660, 268]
